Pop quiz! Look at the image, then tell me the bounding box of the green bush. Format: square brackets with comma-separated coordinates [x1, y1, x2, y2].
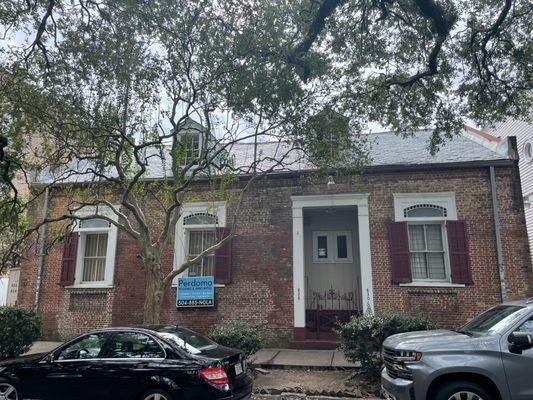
[208, 323, 264, 356]
[0, 307, 41, 360]
[338, 312, 437, 377]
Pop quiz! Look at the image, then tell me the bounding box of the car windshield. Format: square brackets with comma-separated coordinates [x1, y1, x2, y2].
[459, 305, 528, 336]
[155, 327, 218, 354]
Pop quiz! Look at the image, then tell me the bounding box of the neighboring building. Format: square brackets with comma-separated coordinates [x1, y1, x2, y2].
[478, 119, 533, 263]
[16, 128, 533, 348]
[0, 274, 8, 306]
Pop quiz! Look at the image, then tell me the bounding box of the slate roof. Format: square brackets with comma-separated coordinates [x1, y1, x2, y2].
[367, 129, 508, 166]
[34, 128, 511, 184]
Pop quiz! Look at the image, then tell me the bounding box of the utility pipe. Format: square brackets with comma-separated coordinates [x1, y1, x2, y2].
[490, 166, 507, 302]
[34, 186, 50, 310]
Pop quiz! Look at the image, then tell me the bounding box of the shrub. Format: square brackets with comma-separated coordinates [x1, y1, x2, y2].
[208, 323, 264, 356]
[338, 312, 437, 377]
[0, 307, 41, 360]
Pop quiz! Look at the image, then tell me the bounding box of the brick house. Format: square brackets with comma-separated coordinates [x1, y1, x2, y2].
[16, 128, 533, 348]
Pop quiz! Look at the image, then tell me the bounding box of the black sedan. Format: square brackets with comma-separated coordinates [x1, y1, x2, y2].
[0, 325, 253, 400]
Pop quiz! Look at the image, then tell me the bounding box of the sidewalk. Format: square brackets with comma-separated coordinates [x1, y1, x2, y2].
[250, 349, 359, 369]
[25, 341, 62, 355]
[27, 342, 360, 370]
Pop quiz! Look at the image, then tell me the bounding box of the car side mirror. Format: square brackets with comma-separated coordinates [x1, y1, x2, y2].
[508, 332, 533, 354]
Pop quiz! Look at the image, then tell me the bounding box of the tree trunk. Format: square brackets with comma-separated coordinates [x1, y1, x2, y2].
[142, 250, 166, 326]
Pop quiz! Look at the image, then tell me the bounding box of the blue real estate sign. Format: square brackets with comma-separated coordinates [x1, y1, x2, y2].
[176, 276, 214, 308]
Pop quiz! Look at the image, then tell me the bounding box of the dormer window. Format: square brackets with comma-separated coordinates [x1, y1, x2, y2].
[184, 132, 201, 165]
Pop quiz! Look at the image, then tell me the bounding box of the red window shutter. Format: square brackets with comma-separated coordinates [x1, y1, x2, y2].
[214, 227, 232, 284]
[447, 220, 473, 284]
[389, 222, 412, 284]
[60, 232, 78, 286]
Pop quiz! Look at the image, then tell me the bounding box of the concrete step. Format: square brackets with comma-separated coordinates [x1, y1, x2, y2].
[292, 340, 339, 350]
[250, 349, 360, 369]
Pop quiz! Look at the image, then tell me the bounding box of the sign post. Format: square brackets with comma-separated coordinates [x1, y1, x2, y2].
[176, 276, 214, 308]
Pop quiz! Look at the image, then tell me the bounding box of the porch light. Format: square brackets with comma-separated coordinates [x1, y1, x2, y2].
[327, 176, 336, 191]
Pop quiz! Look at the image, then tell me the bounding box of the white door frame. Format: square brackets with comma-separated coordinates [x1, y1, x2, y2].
[291, 193, 374, 330]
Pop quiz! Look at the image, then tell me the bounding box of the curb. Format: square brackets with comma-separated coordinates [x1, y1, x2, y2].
[253, 388, 365, 398]
[251, 364, 360, 371]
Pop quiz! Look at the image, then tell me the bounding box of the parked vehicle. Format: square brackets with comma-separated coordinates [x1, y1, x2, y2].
[0, 325, 253, 400]
[381, 299, 533, 400]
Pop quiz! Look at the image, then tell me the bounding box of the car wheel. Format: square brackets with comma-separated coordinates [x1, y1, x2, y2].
[0, 380, 18, 400]
[434, 381, 493, 400]
[140, 388, 174, 400]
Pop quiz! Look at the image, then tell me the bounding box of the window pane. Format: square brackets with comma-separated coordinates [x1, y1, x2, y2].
[405, 205, 446, 218]
[426, 225, 443, 251]
[83, 258, 106, 282]
[80, 218, 110, 229]
[188, 230, 215, 277]
[408, 225, 425, 251]
[427, 253, 446, 280]
[85, 234, 99, 257]
[317, 235, 328, 258]
[109, 332, 164, 359]
[188, 231, 203, 255]
[97, 233, 108, 256]
[57, 333, 111, 360]
[183, 213, 217, 225]
[410, 253, 428, 279]
[337, 235, 348, 259]
[204, 231, 215, 248]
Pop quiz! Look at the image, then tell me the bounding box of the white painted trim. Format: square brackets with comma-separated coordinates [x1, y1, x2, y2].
[400, 282, 465, 288]
[393, 192, 457, 221]
[64, 284, 114, 289]
[291, 193, 374, 328]
[292, 206, 305, 328]
[172, 201, 227, 286]
[71, 206, 119, 288]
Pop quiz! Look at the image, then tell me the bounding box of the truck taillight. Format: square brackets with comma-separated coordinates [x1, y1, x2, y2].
[199, 366, 229, 385]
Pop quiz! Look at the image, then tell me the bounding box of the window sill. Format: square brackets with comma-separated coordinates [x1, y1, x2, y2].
[64, 283, 114, 289]
[399, 282, 465, 288]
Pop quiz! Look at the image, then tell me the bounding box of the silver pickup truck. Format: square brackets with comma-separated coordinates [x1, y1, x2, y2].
[381, 299, 533, 400]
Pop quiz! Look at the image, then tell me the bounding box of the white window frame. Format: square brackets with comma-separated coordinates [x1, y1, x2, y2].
[173, 201, 226, 286]
[70, 206, 119, 288]
[393, 192, 457, 222]
[312, 230, 353, 264]
[407, 221, 450, 282]
[393, 192, 465, 287]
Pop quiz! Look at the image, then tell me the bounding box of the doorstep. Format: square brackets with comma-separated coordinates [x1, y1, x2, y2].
[250, 349, 360, 369]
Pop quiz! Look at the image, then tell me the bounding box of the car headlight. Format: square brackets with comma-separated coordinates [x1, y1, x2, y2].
[397, 350, 423, 361]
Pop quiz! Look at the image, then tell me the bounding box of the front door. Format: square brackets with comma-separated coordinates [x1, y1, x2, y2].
[501, 315, 533, 400]
[304, 208, 361, 339]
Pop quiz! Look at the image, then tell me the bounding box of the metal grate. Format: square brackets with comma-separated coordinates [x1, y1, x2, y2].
[382, 347, 413, 380]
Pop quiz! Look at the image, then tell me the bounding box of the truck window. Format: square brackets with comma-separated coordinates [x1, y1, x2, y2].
[517, 317, 533, 333]
[460, 305, 526, 336]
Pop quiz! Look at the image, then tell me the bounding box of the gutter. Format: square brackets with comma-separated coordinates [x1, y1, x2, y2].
[489, 166, 507, 302]
[34, 186, 51, 310]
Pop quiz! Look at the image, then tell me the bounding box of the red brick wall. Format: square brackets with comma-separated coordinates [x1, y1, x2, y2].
[17, 166, 533, 341]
